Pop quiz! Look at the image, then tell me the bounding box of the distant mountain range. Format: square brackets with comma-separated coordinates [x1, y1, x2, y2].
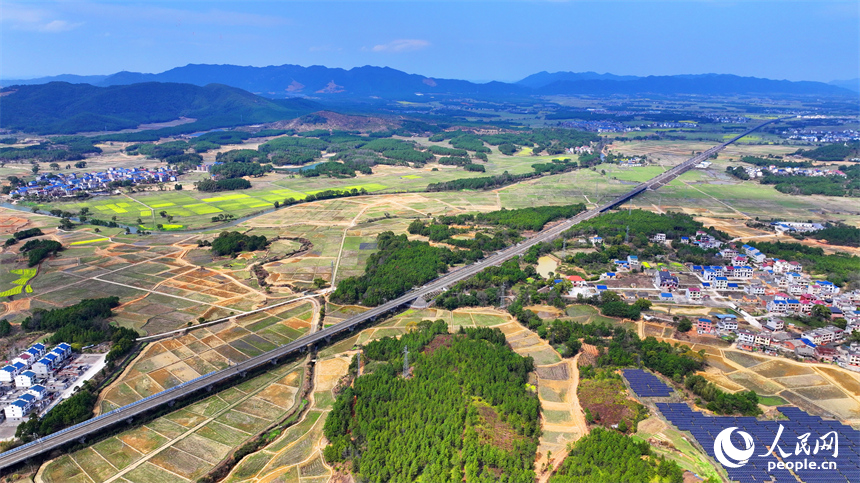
[0, 82, 319, 135]
[3, 64, 855, 99]
[829, 78, 860, 93]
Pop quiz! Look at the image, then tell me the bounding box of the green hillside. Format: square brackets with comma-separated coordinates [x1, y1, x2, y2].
[0, 81, 319, 134]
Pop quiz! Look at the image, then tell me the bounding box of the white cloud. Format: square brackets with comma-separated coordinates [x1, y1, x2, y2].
[371, 39, 430, 53]
[2, 3, 82, 33]
[39, 20, 83, 33]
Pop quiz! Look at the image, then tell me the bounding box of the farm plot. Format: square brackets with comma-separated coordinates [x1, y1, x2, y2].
[724, 350, 768, 369]
[726, 372, 783, 395]
[42, 362, 304, 483]
[98, 301, 314, 412]
[223, 352, 352, 483]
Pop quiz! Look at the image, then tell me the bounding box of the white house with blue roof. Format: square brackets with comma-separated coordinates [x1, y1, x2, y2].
[32, 354, 57, 377]
[15, 370, 36, 388]
[4, 399, 30, 419]
[27, 385, 47, 400]
[767, 299, 788, 314]
[0, 365, 17, 383]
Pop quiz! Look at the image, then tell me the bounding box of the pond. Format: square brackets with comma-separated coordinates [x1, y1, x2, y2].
[535, 256, 558, 279]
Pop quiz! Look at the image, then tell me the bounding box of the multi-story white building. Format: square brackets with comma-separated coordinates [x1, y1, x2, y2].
[737, 330, 756, 346]
[31, 354, 57, 377]
[4, 393, 36, 420]
[4, 400, 29, 419]
[27, 385, 47, 400]
[767, 300, 788, 314]
[14, 370, 36, 388]
[0, 365, 17, 383]
[731, 266, 753, 279]
[765, 318, 785, 331]
[846, 349, 860, 369]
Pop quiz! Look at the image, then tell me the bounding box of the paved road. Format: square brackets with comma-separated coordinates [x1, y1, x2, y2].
[0, 119, 779, 471]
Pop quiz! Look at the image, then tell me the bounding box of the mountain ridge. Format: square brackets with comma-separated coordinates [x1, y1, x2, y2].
[2, 63, 854, 98]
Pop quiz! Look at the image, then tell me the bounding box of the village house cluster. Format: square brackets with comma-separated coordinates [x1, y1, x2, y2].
[556, 120, 639, 133]
[736, 164, 847, 179]
[564, 235, 860, 372]
[781, 129, 860, 143]
[10, 167, 178, 199]
[0, 342, 77, 421]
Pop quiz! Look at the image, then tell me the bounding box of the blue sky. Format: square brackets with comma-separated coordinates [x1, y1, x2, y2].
[2, 1, 858, 82]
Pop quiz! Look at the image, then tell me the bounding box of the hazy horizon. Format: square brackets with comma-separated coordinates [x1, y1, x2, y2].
[2, 1, 858, 83]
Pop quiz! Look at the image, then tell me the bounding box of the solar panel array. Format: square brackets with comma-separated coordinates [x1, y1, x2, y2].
[657, 403, 860, 483]
[622, 369, 674, 397]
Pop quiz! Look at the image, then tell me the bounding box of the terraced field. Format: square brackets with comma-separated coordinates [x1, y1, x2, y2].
[98, 301, 316, 413]
[39, 362, 305, 483]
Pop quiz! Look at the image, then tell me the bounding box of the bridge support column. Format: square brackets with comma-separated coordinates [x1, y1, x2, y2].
[206, 385, 213, 392]
[125, 418, 133, 425]
[78, 437, 86, 445]
[239, 371, 247, 378]
[168, 400, 175, 407]
[325, 336, 331, 344]
[270, 358, 278, 366]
